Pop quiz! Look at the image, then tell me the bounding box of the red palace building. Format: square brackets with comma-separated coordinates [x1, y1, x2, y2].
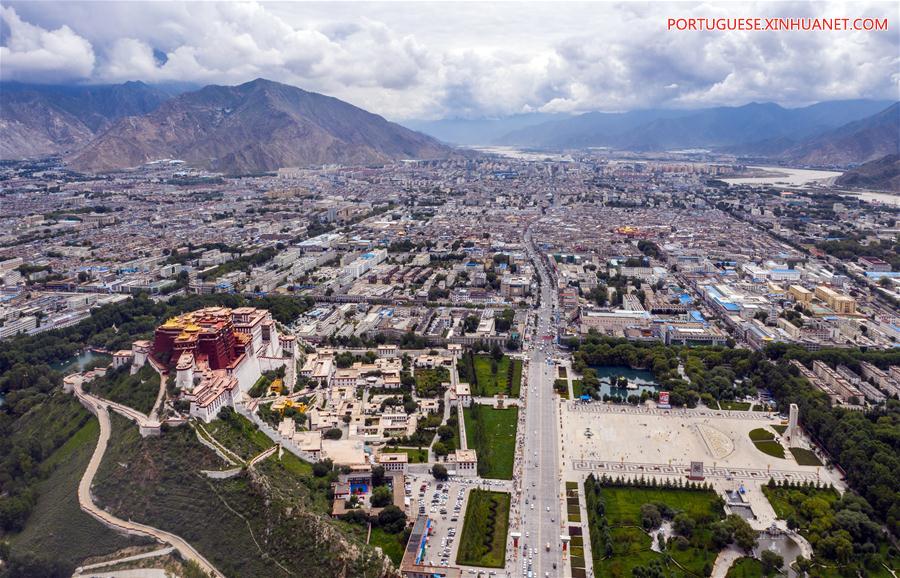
[152, 307, 251, 371]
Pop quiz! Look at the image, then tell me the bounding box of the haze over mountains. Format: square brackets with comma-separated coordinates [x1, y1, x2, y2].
[1, 78, 898, 175]
[406, 100, 899, 168]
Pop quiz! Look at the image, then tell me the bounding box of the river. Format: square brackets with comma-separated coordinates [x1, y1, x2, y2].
[722, 166, 842, 187]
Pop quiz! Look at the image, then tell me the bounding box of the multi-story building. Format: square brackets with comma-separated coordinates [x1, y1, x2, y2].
[815, 285, 856, 315]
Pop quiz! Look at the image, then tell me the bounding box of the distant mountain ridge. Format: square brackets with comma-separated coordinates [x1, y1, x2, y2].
[66, 78, 454, 174]
[782, 103, 900, 166]
[0, 81, 176, 159]
[403, 113, 568, 145]
[493, 100, 898, 166]
[835, 154, 900, 192]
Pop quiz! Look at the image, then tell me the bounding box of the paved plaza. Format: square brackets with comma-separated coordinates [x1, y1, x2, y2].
[560, 400, 844, 491]
[570, 459, 822, 483]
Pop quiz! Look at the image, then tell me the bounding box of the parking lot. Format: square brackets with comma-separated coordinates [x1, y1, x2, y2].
[405, 473, 513, 576]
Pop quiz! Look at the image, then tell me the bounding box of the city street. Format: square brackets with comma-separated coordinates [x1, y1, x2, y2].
[515, 230, 564, 578]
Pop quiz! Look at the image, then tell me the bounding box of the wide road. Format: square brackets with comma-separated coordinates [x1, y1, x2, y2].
[518, 229, 563, 577]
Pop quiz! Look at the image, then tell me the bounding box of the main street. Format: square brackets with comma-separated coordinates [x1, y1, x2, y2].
[516, 229, 563, 578]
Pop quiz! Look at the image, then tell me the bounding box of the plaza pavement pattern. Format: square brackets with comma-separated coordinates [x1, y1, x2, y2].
[571, 459, 822, 483]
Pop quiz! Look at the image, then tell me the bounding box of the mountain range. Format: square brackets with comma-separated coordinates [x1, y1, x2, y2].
[2, 78, 898, 174]
[482, 100, 899, 167]
[835, 154, 900, 192]
[0, 81, 179, 159]
[1, 79, 453, 174]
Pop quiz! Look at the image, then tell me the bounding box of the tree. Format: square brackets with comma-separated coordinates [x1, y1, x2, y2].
[371, 485, 392, 507]
[432, 464, 449, 481]
[733, 520, 758, 552]
[673, 513, 694, 537]
[376, 505, 407, 534]
[760, 550, 784, 576]
[312, 458, 333, 477]
[640, 503, 663, 530]
[437, 425, 455, 441]
[371, 465, 386, 487]
[433, 441, 448, 457]
[324, 428, 343, 440]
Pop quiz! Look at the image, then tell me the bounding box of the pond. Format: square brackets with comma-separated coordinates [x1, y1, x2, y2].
[756, 532, 804, 578]
[50, 349, 111, 373]
[591, 365, 659, 398]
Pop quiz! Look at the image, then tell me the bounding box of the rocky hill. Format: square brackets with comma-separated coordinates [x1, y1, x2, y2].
[835, 154, 900, 192]
[0, 81, 173, 159]
[67, 78, 453, 174]
[783, 103, 900, 167]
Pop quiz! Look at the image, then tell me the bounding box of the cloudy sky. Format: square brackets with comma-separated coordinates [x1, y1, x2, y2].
[1, 1, 898, 120]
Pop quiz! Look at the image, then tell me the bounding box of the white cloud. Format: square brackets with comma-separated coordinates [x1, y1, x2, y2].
[0, 5, 94, 81]
[2, 1, 898, 119]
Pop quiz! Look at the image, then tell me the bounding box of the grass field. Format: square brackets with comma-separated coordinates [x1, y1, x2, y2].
[758, 485, 900, 577]
[9, 417, 146, 573]
[203, 409, 275, 461]
[555, 378, 570, 398]
[772, 424, 787, 435]
[761, 485, 840, 523]
[383, 446, 428, 463]
[94, 414, 388, 577]
[85, 363, 161, 415]
[572, 379, 583, 398]
[414, 366, 450, 398]
[726, 557, 764, 577]
[456, 489, 510, 568]
[749, 428, 775, 441]
[753, 440, 786, 459]
[464, 405, 518, 479]
[585, 481, 726, 578]
[369, 526, 405, 565]
[720, 401, 752, 411]
[443, 407, 461, 453]
[470, 355, 522, 397]
[789, 447, 823, 466]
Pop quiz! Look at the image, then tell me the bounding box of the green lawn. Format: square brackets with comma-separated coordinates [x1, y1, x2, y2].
[463, 405, 518, 479]
[369, 526, 405, 565]
[443, 407, 461, 452]
[758, 485, 898, 576]
[789, 447, 823, 466]
[753, 440, 786, 459]
[749, 428, 775, 441]
[94, 414, 387, 577]
[470, 354, 522, 397]
[85, 363, 161, 415]
[9, 418, 147, 573]
[772, 424, 787, 435]
[585, 481, 726, 578]
[726, 557, 765, 577]
[720, 401, 751, 411]
[456, 489, 510, 568]
[761, 485, 840, 523]
[383, 446, 429, 463]
[572, 379, 584, 398]
[203, 409, 275, 461]
[414, 366, 450, 398]
[555, 378, 570, 398]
